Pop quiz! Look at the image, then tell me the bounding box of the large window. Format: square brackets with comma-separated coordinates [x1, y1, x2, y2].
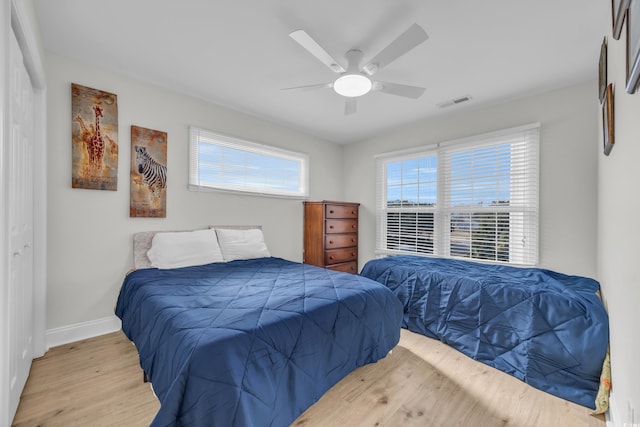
[376, 124, 539, 265]
[189, 127, 309, 198]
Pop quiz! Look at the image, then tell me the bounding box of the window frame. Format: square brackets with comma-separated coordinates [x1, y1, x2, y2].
[189, 127, 309, 198]
[376, 123, 540, 266]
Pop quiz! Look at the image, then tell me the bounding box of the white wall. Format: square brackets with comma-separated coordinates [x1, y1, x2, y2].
[597, 15, 640, 425]
[45, 52, 343, 332]
[344, 81, 599, 278]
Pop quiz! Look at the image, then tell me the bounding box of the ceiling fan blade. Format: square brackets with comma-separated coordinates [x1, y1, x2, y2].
[374, 81, 425, 99]
[345, 97, 357, 115]
[281, 83, 332, 92]
[362, 23, 428, 75]
[289, 30, 346, 73]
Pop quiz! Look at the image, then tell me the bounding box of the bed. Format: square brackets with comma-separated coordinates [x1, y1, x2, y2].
[115, 227, 403, 427]
[360, 255, 609, 409]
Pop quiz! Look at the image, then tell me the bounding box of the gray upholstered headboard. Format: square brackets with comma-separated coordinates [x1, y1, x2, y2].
[133, 225, 261, 269]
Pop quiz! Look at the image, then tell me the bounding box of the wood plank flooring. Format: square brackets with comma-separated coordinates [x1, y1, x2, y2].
[12, 329, 605, 427]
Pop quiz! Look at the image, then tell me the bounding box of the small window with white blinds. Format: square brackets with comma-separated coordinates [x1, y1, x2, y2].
[376, 123, 539, 266]
[189, 127, 309, 198]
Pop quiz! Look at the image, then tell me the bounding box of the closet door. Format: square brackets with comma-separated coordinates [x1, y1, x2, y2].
[7, 28, 35, 420]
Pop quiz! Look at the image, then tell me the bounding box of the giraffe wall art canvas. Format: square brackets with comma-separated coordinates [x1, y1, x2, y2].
[71, 83, 118, 190]
[130, 125, 167, 218]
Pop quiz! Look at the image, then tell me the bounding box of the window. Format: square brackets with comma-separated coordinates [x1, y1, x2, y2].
[189, 127, 309, 198]
[376, 124, 539, 265]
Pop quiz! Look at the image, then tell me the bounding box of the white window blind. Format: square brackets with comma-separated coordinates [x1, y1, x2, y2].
[189, 127, 309, 198]
[376, 124, 539, 266]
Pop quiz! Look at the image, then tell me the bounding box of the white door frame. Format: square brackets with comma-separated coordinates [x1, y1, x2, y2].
[0, 0, 47, 425]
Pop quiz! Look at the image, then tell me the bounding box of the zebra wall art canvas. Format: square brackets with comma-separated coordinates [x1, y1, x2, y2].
[130, 126, 167, 218]
[71, 83, 118, 190]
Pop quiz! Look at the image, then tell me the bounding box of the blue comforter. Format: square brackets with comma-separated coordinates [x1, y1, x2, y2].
[115, 257, 402, 427]
[360, 256, 609, 408]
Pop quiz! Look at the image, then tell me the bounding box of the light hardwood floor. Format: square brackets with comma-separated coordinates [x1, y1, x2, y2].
[12, 329, 605, 427]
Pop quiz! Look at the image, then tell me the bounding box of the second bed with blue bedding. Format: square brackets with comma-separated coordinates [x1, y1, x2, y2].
[360, 255, 609, 409]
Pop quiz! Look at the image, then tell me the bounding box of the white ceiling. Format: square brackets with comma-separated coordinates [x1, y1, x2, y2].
[34, 1, 607, 144]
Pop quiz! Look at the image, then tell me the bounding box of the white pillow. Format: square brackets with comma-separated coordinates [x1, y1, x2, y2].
[215, 228, 271, 261]
[147, 229, 224, 269]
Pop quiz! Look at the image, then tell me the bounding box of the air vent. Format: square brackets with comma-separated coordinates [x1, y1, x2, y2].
[437, 95, 472, 109]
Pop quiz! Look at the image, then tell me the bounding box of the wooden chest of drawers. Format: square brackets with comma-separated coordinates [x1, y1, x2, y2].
[303, 201, 359, 274]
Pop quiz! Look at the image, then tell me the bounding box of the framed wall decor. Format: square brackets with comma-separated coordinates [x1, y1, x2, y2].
[130, 126, 168, 218]
[71, 83, 118, 190]
[599, 37, 607, 103]
[602, 84, 615, 156]
[613, 0, 631, 40]
[627, 0, 640, 93]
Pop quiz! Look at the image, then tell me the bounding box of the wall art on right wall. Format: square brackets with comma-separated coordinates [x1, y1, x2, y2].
[603, 84, 615, 156]
[599, 37, 607, 102]
[613, 0, 631, 39]
[627, 0, 640, 93]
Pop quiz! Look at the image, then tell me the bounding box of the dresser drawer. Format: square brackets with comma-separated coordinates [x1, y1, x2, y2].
[325, 233, 357, 249]
[325, 204, 358, 219]
[326, 261, 358, 274]
[325, 248, 357, 265]
[325, 219, 357, 234]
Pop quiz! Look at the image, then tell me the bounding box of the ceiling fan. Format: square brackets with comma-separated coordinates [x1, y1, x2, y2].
[284, 23, 428, 115]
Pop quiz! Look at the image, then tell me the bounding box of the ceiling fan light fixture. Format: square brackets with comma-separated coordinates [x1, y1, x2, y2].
[333, 74, 372, 97]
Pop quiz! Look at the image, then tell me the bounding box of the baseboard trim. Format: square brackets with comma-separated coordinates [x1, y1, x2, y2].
[46, 315, 122, 350]
[606, 392, 620, 427]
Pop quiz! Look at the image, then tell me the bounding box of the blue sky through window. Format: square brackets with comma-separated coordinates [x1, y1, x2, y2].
[199, 142, 300, 192]
[387, 155, 437, 207]
[387, 144, 511, 207]
[449, 144, 511, 206]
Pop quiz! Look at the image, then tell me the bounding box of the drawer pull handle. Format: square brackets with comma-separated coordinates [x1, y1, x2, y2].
[351, 252, 356, 256]
[351, 211, 355, 215]
[351, 238, 356, 242]
[329, 225, 334, 229]
[329, 240, 334, 244]
[329, 210, 334, 214]
[351, 225, 356, 229]
[329, 256, 334, 260]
